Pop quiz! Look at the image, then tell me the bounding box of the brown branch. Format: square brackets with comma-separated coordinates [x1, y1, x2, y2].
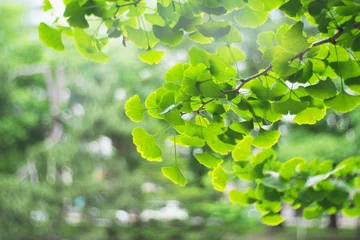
[222, 64, 273, 94]
[114, 0, 141, 17]
[222, 25, 354, 95]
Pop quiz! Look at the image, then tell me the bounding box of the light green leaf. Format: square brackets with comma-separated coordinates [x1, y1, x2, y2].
[161, 165, 187, 186]
[216, 45, 246, 64]
[345, 77, 360, 94]
[189, 47, 210, 67]
[138, 49, 165, 65]
[294, 107, 326, 125]
[232, 136, 253, 161]
[209, 54, 237, 83]
[196, 151, 223, 168]
[229, 190, 249, 206]
[209, 165, 228, 191]
[73, 29, 109, 63]
[189, 31, 213, 44]
[169, 135, 205, 147]
[330, 60, 360, 80]
[196, 19, 231, 38]
[324, 91, 360, 113]
[126, 27, 159, 49]
[132, 128, 162, 162]
[261, 213, 284, 226]
[282, 21, 310, 53]
[215, 27, 242, 44]
[153, 25, 183, 46]
[261, 172, 287, 191]
[253, 129, 280, 148]
[235, 6, 269, 28]
[303, 206, 322, 219]
[38, 23, 64, 51]
[125, 95, 146, 122]
[42, 0, 52, 11]
[280, 157, 305, 180]
[305, 78, 337, 99]
[272, 97, 309, 114]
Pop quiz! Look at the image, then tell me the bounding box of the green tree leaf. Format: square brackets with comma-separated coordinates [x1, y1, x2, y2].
[261, 213, 284, 226]
[235, 6, 268, 28]
[253, 129, 280, 149]
[153, 25, 183, 46]
[195, 151, 223, 168]
[324, 91, 360, 113]
[294, 107, 326, 125]
[132, 128, 162, 162]
[38, 23, 64, 51]
[125, 95, 146, 122]
[282, 21, 310, 53]
[305, 78, 337, 99]
[280, 157, 305, 180]
[209, 165, 228, 191]
[138, 49, 165, 65]
[161, 165, 187, 186]
[232, 136, 253, 161]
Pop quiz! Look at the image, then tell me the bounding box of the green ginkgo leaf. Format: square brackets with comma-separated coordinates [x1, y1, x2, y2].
[235, 6, 268, 28]
[216, 45, 246, 64]
[232, 136, 253, 161]
[272, 97, 309, 114]
[196, 151, 223, 168]
[229, 190, 249, 206]
[305, 78, 337, 99]
[153, 25, 183, 46]
[38, 23, 64, 51]
[161, 165, 187, 186]
[132, 128, 162, 161]
[209, 165, 228, 191]
[324, 91, 360, 113]
[196, 19, 232, 38]
[138, 49, 165, 65]
[261, 213, 284, 226]
[345, 77, 360, 94]
[294, 107, 326, 125]
[73, 29, 109, 63]
[253, 129, 280, 148]
[282, 21, 310, 54]
[125, 95, 146, 122]
[279, 157, 305, 180]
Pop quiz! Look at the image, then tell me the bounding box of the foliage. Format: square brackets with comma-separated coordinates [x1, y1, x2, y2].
[42, 0, 360, 226]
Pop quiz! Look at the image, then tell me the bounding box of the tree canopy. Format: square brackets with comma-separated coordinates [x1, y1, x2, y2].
[40, 0, 360, 226]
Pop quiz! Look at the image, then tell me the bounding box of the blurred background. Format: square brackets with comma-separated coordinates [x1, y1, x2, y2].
[1, 0, 360, 239]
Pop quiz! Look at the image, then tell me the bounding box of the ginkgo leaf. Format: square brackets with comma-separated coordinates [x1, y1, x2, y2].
[272, 97, 309, 114]
[324, 91, 360, 113]
[196, 19, 231, 38]
[305, 78, 337, 99]
[125, 95, 146, 122]
[209, 165, 228, 191]
[282, 21, 310, 54]
[253, 129, 280, 148]
[232, 136, 253, 161]
[73, 29, 109, 63]
[235, 6, 269, 28]
[153, 25, 183, 46]
[38, 23, 64, 51]
[132, 128, 162, 161]
[294, 107, 326, 125]
[261, 213, 284, 226]
[195, 151, 223, 168]
[138, 49, 165, 65]
[161, 165, 187, 186]
[345, 77, 360, 94]
[279, 157, 305, 180]
[229, 190, 249, 206]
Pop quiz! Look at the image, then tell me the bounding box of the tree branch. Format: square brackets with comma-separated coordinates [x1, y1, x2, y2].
[222, 25, 357, 94]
